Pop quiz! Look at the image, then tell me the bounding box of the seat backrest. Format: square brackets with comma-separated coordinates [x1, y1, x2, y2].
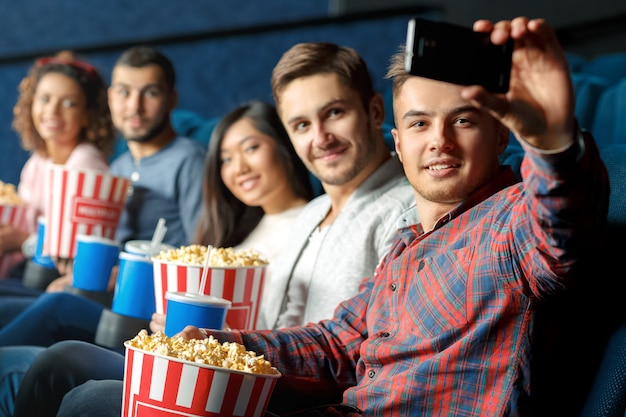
[528, 143, 623, 416]
[601, 144, 626, 228]
[579, 319, 626, 417]
[571, 73, 612, 133]
[581, 53, 626, 86]
[577, 144, 626, 417]
[592, 78, 626, 148]
[566, 52, 589, 74]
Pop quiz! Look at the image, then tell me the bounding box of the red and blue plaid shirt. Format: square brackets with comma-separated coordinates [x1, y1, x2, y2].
[215, 133, 609, 416]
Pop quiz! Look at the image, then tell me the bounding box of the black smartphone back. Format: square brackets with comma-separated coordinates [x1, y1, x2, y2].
[405, 18, 513, 93]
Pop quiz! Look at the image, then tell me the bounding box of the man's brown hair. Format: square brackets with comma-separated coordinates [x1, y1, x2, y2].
[385, 45, 411, 101]
[271, 42, 375, 111]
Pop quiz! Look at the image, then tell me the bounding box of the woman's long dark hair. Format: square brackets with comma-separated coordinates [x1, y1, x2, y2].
[193, 100, 314, 247]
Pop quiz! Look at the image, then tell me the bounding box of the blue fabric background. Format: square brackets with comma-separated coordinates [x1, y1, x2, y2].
[0, 1, 441, 185]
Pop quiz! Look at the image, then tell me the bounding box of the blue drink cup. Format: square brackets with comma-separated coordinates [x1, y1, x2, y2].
[164, 291, 231, 337]
[112, 252, 156, 320]
[72, 235, 120, 292]
[22, 216, 61, 290]
[32, 216, 56, 268]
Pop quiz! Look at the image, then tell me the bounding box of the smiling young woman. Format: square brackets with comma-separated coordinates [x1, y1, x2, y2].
[0, 51, 114, 279]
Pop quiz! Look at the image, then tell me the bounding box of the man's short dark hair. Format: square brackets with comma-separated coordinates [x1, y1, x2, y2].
[115, 46, 176, 88]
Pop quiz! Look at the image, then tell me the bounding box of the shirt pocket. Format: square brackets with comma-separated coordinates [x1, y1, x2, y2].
[403, 246, 473, 342]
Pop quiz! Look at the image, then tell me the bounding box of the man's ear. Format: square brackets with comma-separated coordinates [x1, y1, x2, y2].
[107, 86, 114, 106]
[391, 127, 403, 163]
[496, 124, 510, 155]
[81, 111, 89, 129]
[369, 93, 385, 129]
[169, 89, 179, 113]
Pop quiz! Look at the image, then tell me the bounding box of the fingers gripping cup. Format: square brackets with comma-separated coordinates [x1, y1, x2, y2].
[0, 202, 27, 278]
[164, 292, 231, 336]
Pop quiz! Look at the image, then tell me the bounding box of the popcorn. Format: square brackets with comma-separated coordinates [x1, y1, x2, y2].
[153, 245, 268, 267]
[0, 180, 25, 206]
[127, 330, 279, 376]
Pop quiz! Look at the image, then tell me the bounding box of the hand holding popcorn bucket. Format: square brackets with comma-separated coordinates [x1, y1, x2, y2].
[123, 330, 280, 417]
[0, 187, 27, 278]
[43, 166, 130, 260]
[152, 245, 268, 330]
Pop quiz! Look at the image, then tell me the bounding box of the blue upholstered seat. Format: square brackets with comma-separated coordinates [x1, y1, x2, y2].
[572, 73, 612, 133]
[600, 145, 626, 228]
[578, 144, 626, 417]
[566, 52, 589, 74]
[581, 53, 626, 86]
[592, 78, 626, 147]
[580, 319, 626, 417]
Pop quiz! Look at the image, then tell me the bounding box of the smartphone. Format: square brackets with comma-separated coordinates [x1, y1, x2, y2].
[405, 18, 513, 93]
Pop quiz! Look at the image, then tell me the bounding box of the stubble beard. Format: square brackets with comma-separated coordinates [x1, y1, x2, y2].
[312, 132, 374, 186]
[413, 171, 482, 206]
[122, 115, 169, 143]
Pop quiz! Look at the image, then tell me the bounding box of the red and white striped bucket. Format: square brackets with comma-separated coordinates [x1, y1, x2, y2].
[153, 260, 266, 330]
[43, 166, 130, 259]
[0, 204, 27, 278]
[122, 343, 280, 417]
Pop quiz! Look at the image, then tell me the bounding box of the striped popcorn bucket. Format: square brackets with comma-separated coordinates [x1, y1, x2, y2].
[122, 343, 280, 417]
[43, 165, 130, 259]
[153, 260, 267, 330]
[0, 204, 27, 278]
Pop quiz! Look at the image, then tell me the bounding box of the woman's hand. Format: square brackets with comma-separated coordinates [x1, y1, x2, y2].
[54, 258, 73, 276]
[149, 312, 166, 333]
[178, 325, 209, 341]
[0, 225, 29, 255]
[46, 274, 72, 292]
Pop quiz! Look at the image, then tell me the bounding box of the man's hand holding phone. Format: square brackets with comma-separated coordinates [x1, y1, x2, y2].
[405, 18, 513, 93]
[406, 17, 575, 151]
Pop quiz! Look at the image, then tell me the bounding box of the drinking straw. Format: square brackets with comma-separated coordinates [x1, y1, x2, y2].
[149, 218, 167, 257]
[198, 245, 213, 294]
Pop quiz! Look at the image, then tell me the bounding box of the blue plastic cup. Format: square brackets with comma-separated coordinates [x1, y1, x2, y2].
[164, 291, 231, 337]
[32, 216, 56, 268]
[72, 235, 120, 292]
[111, 252, 156, 320]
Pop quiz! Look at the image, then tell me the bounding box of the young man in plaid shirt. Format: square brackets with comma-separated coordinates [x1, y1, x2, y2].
[58, 17, 610, 417]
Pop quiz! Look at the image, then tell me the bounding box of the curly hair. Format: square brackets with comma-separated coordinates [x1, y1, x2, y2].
[12, 51, 115, 158]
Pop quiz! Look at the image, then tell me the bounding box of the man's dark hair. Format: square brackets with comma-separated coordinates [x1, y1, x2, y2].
[115, 46, 176, 88]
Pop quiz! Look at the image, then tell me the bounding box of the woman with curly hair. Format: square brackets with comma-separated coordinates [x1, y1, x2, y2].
[0, 51, 115, 278]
